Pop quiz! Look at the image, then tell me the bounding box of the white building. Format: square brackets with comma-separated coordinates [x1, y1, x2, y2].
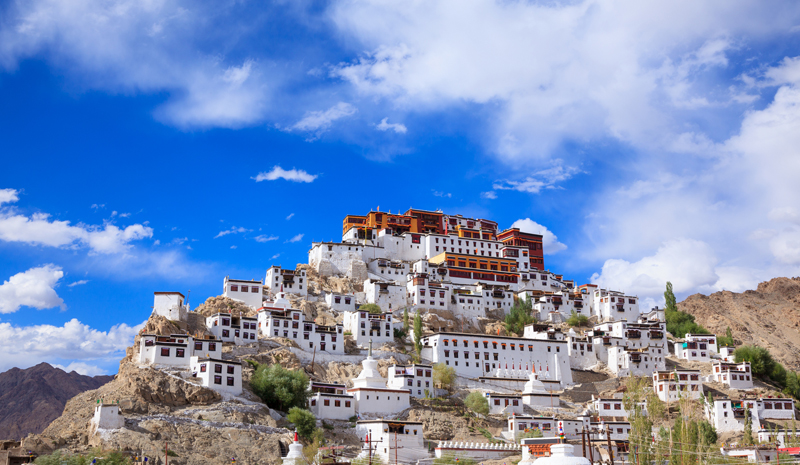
[190, 356, 242, 396]
[591, 321, 667, 377]
[90, 403, 124, 432]
[719, 446, 778, 463]
[407, 276, 452, 311]
[590, 396, 646, 419]
[591, 289, 640, 322]
[566, 331, 597, 370]
[653, 370, 703, 402]
[369, 259, 409, 284]
[675, 334, 718, 362]
[522, 370, 555, 408]
[152, 292, 187, 321]
[343, 309, 397, 348]
[347, 343, 411, 415]
[364, 279, 406, 311]
[530, 291, 583, 322]
[720, 346, 736, 362]
[419, 332, 573, 388]
[222, 277, 263, 309]
[593, 421, 631, 441]
[308, 381, 355, 420]
[258, 291, 344, 353]
[711, 361, 754, 390]
[266, 266, 307, 297]
[387, 363, 434, 398]
[506, 415, 557, 440]
[206, 313, 258, 345]
[355, 420, 429, 465]
[139, 333, 204, 367]
[325, 293, 356, 312]
[486, 393, 524, 415]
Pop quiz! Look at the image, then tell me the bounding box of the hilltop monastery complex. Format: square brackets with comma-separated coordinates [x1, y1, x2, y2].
[127, 207, 795, 464]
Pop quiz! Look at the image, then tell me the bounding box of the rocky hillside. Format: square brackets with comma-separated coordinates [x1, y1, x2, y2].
[679, 277, 800, 371]
[0, 363, 113, 440]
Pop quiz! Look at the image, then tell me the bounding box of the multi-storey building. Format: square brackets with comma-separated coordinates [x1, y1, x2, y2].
[566, 330, 597, 370]
[704, 397, 796, 433]
[675, 334, 718, 361]
[497, 228, 544, 271]
[387, 363, 434, 398]
[589, 321, 667, 377]
[138, 334, 221, 367]
[343, 309, 397, 348]
[222, 277, 263, 309]
[419, 332, 573, 388]
[653, 370, 703, 402]
[265, 266, 307, 297]
[591, 289, 640, 322]
[347, 345, 410, 415]
[590, 396, 647, 419]
[486, 393, 524, 415]
[364, 279, 406, 311]
[308, 381, 355, 420]
[711, 361, 754, 390]
[190, 357, 242, 396]
[355, 420, 429, 465]
[325, 292, 356, 312]
[206, 313, 258, 344]
[258, 292, 344, 353]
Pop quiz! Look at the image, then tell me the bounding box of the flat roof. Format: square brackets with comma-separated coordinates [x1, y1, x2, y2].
[195, 357, 242, 365]
[425, 332, 567, 343]
[226, 278, 262, 284]
[357, 420, 423, 425]
[154, 291, 185, 298]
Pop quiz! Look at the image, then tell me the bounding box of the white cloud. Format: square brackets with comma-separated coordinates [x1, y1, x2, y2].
[0, 318, 144, 373]
[480, 191, 497, 200]
[214, 227, 250, 239]
[67, 280, 89, 287]
[286, 213, 295, 220]
[375, 117, 407, 134]
[252, 166, 318, 183]
[286, 233, 304, 243]
[432, 190, 451, 198]
[0, 188, 19, 206]
[290, 102, 357, 137]
[590, 239, 720, 300]
[0, 265, 65, 314]
[255, 235, 279, 243]
[271, 253, 280, 259]
[0, 1, 273, 129]
[493, 165, 579, 194]
[90, 203, 105, 210]
[52, 361, 106, 376]
[230, 245, 237, 249]
[509, 218, 567, 255]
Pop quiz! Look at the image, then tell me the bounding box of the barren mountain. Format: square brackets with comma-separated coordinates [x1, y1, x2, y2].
[0, 363, 113, 440]
[679, 277, 800, 371]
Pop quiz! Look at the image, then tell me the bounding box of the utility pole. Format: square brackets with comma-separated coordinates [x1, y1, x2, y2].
[606, 429, 614, 465]
[582, 427, 587, 460]
[395, 429, 398, 465]
[165, 441, 169, 465]
[588, 429, 594, 465]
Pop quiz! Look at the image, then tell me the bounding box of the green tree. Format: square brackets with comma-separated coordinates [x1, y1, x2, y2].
[743, 407, 754, 446]
[665, 281, 677, 313]
[734, 345, 775, 378]
[504, 296, 534, 335]
[288, 407, 318, 440]
[663, 281, 710, 338]
[771, 362, 788, 387]
[566, 310, 589, 327]
[359, 303, 382, 314]
[464, 391, 490, 415]
[249, 363, 310, 411]
[717, 327, 735, 347]
[403, 308, 410, 333]
[433, 363, 456, 395]
[623, 377, 656, 465]
[413, 309, 423, 361]
[786, 372, 800, 399]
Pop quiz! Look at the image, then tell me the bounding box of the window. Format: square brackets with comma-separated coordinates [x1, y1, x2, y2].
[195, 341, 203, 350]
[209, 343, 217, 351]
[160, 347, 170, 356]
[200, 363, 207, 372]
[345, 401, 351, 408]
[227, 377, 235, 386]
[176, 348, 185, 358]
[324, 399, 330, 406]
[222, 330, 230, 337]
[252, 286, 259, 293]
[230, 285, 238, 292]
[214, 375, 222, 384]
[215, 364, 222, 373]
[335, 400, 341, 407]
[227, 365, 235, 374]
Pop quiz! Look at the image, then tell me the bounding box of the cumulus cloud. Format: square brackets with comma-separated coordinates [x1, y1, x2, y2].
[286, 233, 304, 243]
[375, 117, 407, 134]
[509, 219, 567, 255]
[0, 1, 274, 129]
[255, 235, 279, 243]
[0, 188, 19, 206]
[481, 191, 497, 200]
[290, 102, 357, 137]
[0, 318, 144, 373]
[0, 193, 153, 254]
[252, 166, 318, 183]
[0, 265, 65, 313]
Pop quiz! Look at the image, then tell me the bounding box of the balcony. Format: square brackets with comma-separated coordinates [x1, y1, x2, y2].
[649, 331, 664, 339]
[626, 330, 641, 339]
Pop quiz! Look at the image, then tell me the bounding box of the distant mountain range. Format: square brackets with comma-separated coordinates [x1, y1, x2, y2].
[0, 363, 114, 440]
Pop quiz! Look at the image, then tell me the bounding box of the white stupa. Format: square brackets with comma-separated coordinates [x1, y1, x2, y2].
[272, 285, 291, 309]
[351, 340, 386, 389]
[531, 444, 590, 465]
[282, 430, 304, 465]
[522, 367, 553, 407]
[347, 339, 411, 415]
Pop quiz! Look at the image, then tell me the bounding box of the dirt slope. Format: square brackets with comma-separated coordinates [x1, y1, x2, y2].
[679, 277, 800, 371]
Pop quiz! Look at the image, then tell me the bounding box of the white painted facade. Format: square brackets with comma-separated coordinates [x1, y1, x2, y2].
[308, 382, 355, 421]
[720, 447, 778, 463]
[356, 420, 429, 465]
[190, 356, 242, 396]
[720, 346, 736, 362]
[266, 266, 307, 297]
[521, 371, 555, 408]
[591, 289, 640, 322]
[407, 276, 452, 310]
[348, 346, 411, 415]
[387, 363, 434, 398]
[675, 334, 718, 362]
[206, 313, 258, 345]
[486, 393, 524, 415]
[435, 442, 519, 460]
[91, 403, 124, 431]
[653, 370, 703, 402]
[419, 332, 573, 388]
[222, 277, 263, 309]
[343, 310, 397, 348]
[325, 293, 356, 313]
[711, 361, 754, 389]
[258, 291, 344, 353]
[152, 292, 187, 322]
[368, 259, 409, 284]
[138, 333, 207, 367]
[590, 396, 646, 418]
[364, 279, 406, 311]
[308, 242, 381, 277]
[566, 332, 597, 370]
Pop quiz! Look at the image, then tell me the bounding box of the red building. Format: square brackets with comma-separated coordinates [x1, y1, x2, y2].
[497, 228, 544, 271]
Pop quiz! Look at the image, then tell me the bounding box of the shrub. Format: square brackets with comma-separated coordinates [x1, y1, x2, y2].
[288, 407, 318, 439]
[394, 327, 407, 339]
[359, 303, 382, 314]
[250, 363, 310, 411]
[464, 391, 490, 415]
[433, 363, 456, 394]
[734, 345, 775, 377]
[413, 310, 423, 361]
[566, 310, 589, 327]
[505, 296, 534, 335]
[434, 455, 476, 465]
[664, 281, 709, 338]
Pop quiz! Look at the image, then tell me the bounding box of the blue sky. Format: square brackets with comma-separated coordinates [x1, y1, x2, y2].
[2, 0, 800, 375]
